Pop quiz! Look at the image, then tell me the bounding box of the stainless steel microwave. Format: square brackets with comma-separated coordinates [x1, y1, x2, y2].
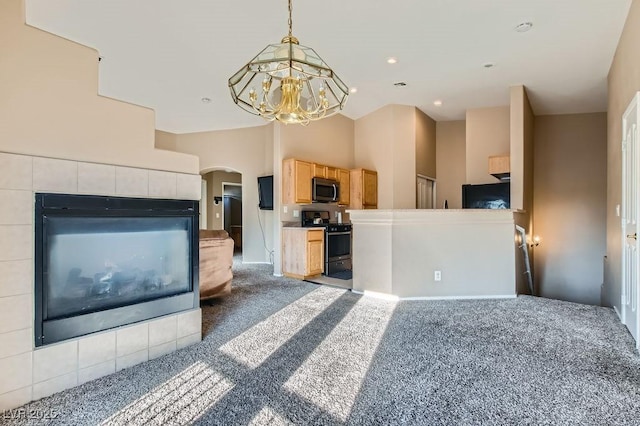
[312, 177, 339, 203]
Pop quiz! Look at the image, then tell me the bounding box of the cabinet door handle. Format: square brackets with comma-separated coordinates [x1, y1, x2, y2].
[627, 233, 637, 240]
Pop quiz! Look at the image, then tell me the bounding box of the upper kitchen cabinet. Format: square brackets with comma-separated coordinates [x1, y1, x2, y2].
[283, 158, 312, 204]
[312, 163, 327, 178]
[337, 168, 350, 205]
[350, 168, 377, 209]
[488, 155, 510, 181]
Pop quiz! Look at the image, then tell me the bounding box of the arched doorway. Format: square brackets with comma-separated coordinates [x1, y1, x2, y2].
[201, 168, 242, 254]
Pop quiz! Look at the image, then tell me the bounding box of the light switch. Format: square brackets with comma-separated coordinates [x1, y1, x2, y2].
[216, 213, 220, 219]
[293, 210, 299, 218]
[283, 206, 288, 213]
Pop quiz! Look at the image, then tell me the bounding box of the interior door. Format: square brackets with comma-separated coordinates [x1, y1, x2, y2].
[416, 175, 435, 209]
[622, 93, 640, 348]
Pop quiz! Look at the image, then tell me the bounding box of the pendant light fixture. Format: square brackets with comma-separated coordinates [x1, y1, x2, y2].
[228, 0, 349, 125]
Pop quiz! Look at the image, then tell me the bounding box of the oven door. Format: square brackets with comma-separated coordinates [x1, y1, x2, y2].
[326, 231, 351, 262]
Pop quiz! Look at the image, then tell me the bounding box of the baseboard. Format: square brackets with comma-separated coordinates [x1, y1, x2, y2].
[614, 305, 622, 321]
[401, 294, 517, 301]
[353, 290, 516, 302]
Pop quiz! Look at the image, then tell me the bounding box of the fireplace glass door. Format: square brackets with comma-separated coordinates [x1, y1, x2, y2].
[44, 217, 191, 320]
[35, 193, 199, 346]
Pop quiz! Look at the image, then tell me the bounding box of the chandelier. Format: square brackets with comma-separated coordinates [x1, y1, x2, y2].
[228, 0, 349, 125]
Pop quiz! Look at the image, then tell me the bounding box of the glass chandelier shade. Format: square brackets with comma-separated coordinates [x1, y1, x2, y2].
[228, 1, 348, 125]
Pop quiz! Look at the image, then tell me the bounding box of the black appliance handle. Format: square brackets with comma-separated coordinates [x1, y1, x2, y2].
[327, 231, 352, 236]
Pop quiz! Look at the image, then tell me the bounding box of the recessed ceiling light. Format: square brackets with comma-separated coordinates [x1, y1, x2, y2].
[483, 63, 495, 69]
[393, 82, 407, 87]
[433, 100, 443, 107]
[515, 22, 533, 33]
[350, 87, 358, 94]
[201, 97, 212, 103]
[387, 57, 398, 64]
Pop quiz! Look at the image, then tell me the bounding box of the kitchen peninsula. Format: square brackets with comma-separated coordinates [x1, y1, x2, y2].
[348, 209, 526, 299]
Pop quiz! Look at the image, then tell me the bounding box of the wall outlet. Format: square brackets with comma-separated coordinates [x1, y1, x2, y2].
[434, 270, 442, 281]
[293, 210, 299, 218]
[283, 206, 288, 214]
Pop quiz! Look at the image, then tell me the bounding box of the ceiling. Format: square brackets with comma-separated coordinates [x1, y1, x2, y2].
[25, 0, 631, 134]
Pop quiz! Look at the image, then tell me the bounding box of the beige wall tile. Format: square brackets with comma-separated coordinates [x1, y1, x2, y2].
[115, 167, 149, 197]
[33, 340, 78, 383]
[32, 157, 77, 193]
[0, 328, 32, 359]
[78, 163, 116, 195]
[148, 170, 177, 198]
[0, 352, 32, 394]
[149, 341, 177, 360]
[0, 294, 31, 334]
[78, 331, 116, 369]
[116, 349, 148, 372]
[0, 153, 32, 191]
[32, 372, 77, 401]
[78, 359, 115, 385]
[0, 190, 32, 225]
[148, 315, 177, 347]
[177, 308, 201, 338]
[176, 174, 202, 200]
[177, 332, 201, 350]
[0, 225, 32, 261]
[116, 323, 148, 357]
[0, 386, 32, 412]
[0, 260, 32, 297]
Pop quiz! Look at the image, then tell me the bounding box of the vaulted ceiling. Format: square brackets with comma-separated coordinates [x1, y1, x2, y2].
[26, 0, 631, 133]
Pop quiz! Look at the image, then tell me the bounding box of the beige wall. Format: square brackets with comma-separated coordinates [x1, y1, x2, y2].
[534, 113, 607, 305]
[279, 114, 355, 169]
[167, 125, 275, 264]
[436, 121, 466, 209]
[510, 86, 535, 214]
[354, 105, 419, 209]
[350, 210, 517, 298]
[415, 109, 437, 179]
[0, 1, 197, 174]
[465, 106, 510, 185]
[605, 0, 640, 309]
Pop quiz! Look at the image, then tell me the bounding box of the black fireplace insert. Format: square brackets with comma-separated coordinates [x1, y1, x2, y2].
[34, 193, 199, 346]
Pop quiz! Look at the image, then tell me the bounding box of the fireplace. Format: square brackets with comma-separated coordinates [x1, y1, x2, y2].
[34, 193, 199, 347]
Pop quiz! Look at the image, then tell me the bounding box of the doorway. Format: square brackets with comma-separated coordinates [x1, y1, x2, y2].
[622, 91, 640, 349]
[417, 175, 436, 209]
[223, 182, 243, 253]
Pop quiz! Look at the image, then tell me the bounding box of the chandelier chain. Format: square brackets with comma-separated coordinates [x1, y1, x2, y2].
[287, 0, 293, 37]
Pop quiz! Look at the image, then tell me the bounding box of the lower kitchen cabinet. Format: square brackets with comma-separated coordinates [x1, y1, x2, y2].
[282, 228, 324, 279]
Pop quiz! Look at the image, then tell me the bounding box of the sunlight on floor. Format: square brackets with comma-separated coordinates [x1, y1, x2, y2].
[100, 361, 234, 425]
[283, 297, 397, 422]
[219, 286, 345, 368]
[248, 406, 291, 426]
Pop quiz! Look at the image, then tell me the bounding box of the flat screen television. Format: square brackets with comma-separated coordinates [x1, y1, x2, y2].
[257, 175, 274, 210]
[462, 182, 510, 209]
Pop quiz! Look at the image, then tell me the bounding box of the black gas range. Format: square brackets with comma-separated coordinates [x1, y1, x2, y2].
[301, 211, 352, 277]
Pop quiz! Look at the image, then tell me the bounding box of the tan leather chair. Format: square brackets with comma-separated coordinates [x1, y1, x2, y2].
[199, 230, 234, 300]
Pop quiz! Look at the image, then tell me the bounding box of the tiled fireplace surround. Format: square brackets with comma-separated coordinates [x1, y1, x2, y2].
[0, 152, 203, 411]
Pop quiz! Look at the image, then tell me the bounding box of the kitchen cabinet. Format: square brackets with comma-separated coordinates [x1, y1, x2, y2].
[488, 155, 510, 181]
[337, 168, 350, 205]
[282, 158, 312, 204]
[282, 228, 324, 279]
[326, 166, 338, 181]
[350, 168, 378, 209]
[312, 163, 327, 178]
